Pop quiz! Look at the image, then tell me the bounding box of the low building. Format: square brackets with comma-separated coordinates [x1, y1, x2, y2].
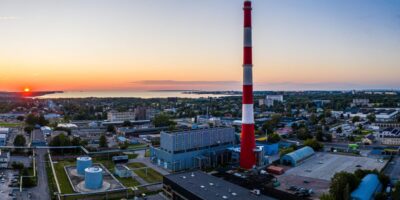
[151, 127, 235, 172]
[281, 146, 315, 167]
[0, 150, 10, 168]
[114, 164, 132, 178]
[351, 174, 381, 200]
[377, 128, 400, 145]
[351, 99, 370, 107]
[40, 126, 52, 136]
[163, 170, 272, 200]
[0, 129, 8, 146]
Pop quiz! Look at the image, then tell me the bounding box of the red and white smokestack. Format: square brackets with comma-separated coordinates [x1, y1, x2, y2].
[240, 0, 256, 169]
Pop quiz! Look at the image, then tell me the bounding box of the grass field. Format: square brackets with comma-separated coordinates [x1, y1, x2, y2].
[127, 162, 163, 183]
[0, 121, 22, 127]
[128, 143, 147, 149]
[53, 160, 75, 194]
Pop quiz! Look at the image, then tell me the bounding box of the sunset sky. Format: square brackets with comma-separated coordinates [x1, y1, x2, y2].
[1, 0, 399, 92]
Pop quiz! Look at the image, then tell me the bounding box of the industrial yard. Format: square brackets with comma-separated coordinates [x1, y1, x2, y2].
[284, 153, 387, 181]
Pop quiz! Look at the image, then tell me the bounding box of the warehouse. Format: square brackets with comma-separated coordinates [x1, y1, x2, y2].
[281, 147, 315, 167]
[351, 174, 381, 200]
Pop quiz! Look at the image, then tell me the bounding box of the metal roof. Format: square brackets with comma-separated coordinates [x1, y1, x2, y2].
[165, 171, 274, 200]
[351, 174, 381, 200]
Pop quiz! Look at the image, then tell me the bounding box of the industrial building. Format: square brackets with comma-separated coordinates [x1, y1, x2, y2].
[163, 170, 273, 200]
[114, 164, 132, 178]
[351, 174, 381, 200]
[0, 150, 10, 168]
[280, 147, 315, 167]
[0, 127, 9, 146]
[150, 127, 235, 171]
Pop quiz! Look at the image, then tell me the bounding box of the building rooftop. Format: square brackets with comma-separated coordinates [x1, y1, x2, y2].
[164, 170, 273, 200]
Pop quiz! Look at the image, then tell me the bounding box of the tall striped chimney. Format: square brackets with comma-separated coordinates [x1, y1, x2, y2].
[240, 0, 256, 169]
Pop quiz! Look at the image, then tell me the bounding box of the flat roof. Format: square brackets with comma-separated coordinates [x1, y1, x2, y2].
[165, 171, 274, 200]
[284, 153, 387, 181]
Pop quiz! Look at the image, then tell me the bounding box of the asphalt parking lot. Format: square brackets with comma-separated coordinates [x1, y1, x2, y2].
[0, 169, 20, 200]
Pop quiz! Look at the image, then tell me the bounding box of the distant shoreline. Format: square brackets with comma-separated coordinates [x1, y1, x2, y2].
[0, 91, 63, 98]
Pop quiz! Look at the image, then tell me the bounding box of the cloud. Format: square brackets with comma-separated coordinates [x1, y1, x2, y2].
[131, 80, 240, 86]
[0, 16, 19, 20]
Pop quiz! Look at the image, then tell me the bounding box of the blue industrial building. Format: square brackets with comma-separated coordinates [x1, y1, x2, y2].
[150, 127, 235, 172]
[281, 146, 315, 166]
[351, 174, 381, 200]
[258, 142, 279, 155]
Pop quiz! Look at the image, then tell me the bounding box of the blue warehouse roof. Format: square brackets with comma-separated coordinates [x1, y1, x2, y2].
[351, 174, 381, 200]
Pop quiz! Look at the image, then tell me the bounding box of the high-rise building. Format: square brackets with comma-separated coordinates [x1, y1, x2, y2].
[240, 0, 256, 169]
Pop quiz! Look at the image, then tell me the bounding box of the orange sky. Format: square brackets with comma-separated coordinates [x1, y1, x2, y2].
[1, 0, 399, 91]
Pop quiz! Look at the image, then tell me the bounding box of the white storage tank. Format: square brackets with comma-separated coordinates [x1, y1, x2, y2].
[84, 167, 103, 190]
[77, 156, 92, 175]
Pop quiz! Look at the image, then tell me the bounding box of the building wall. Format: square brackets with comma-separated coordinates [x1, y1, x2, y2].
[160, 127, 235, 153]
[152, 128, 235, 171]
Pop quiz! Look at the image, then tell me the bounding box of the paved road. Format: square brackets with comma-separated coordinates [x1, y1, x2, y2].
[26, 130, 50, 200]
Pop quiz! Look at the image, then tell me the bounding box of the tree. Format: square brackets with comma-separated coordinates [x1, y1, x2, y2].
[310, 114, 318, 125]
[13, 134, 26, 146]
[304, 139, 324, 151]
[107, 125, 116, 133]
[297, 127, 312, 140]
[320, 193, 335, 200]
[11, 162, 24, 170]
[392, 181, 400, 200]
[24, 126, 34, 134]
[267, 133, 281, 143]
[367, 114, 376, 123]
[16, 116, 24, 121]
[336, 127, 343, 134]
[49, 134, 71, 146]
[25, 114, 37, 126]
[71, 137, 81, 146]
[352, 116, 361, 123]
[122, 120, 132, 127]
[329, 172, 360, 200]
[99, 134, 108, 148]
[279, 147, 294, 157]
[153, 114, 176, 127]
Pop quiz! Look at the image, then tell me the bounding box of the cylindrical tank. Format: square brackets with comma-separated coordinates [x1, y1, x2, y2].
[76, 156, 92, 175]
[84, 167, 103, 190]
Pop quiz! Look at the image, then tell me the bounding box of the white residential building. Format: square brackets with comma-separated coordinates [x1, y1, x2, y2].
[265, 95, 284, 107]
[107, 110, 135, 122]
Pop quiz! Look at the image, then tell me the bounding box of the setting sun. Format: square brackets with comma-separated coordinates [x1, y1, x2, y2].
[24, 87, 30, 92]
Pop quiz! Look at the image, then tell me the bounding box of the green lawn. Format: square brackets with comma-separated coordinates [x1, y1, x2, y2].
[127, 162, 163, 183]
[126, 153, 138, 159]
[94, 158, 143, 188]
[53, 160, 75, 194]
[0, 121, 22, 127]
[134, 168, 163, 183]
[127, 162, 146, 169]
[128, 143, 147, 149]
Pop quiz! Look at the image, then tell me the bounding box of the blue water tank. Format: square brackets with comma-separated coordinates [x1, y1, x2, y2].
[84, 167, 103, 190]
[77, 156, 92, 175]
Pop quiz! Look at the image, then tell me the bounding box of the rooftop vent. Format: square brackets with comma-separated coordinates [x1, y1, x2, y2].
[200, 185, 205, 188]
[222, 196, 228, 199]
[209, 182, 214, 186]
[232, 193, 237, 196]
[182, 176, 186, 179]
[191, 172, 195, 177]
